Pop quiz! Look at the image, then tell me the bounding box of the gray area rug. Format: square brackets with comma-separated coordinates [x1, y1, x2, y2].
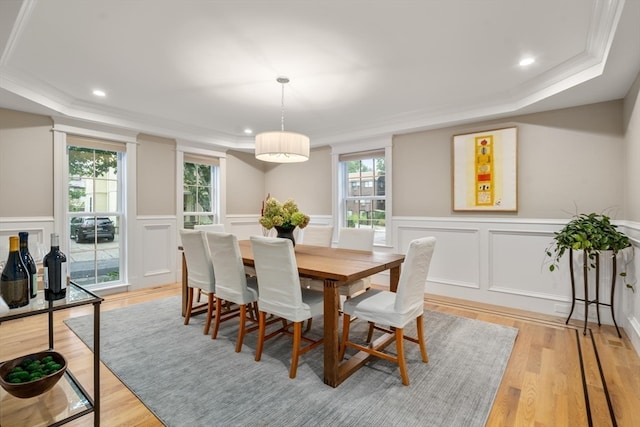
[64, 296, 518, 427]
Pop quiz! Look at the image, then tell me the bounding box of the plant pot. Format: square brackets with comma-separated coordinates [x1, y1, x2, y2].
[274, 226, 296, 246]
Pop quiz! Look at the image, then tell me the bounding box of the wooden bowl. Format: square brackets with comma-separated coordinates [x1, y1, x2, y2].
[0, 350, 67, 399]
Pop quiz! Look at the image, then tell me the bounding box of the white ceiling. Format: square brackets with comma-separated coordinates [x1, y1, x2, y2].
[1, 0, 639, 151]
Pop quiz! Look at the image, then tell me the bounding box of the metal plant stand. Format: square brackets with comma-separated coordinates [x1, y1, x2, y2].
[565, 249, 621, 338]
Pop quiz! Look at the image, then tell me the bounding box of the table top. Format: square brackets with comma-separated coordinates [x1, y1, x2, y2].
[0, 283, 103, 322]
[238, 240, 405, 284]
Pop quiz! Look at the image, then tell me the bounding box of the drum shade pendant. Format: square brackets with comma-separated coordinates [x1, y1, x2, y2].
[255, 77, 309, 163]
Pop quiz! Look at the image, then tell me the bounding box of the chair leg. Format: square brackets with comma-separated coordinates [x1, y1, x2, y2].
[290, 321, 302, 379]
[395, 327, 409, 386]
[211, 297, 223, 339]
[339, 313, 351, 360]
[184, 287, 194, 325]
[203, 293, 214, 335]
[366, 321, 375, 343]
[248, 302, 258, 321]
[236, 305, 247, 353]
[305, 318, 312, 332]
[255, 311, 266, 362]
[416, 314, 428, 363]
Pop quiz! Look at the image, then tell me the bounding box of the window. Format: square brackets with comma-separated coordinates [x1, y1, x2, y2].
[183, 154, 219, 229]
[339, 151, 387, 245]
[67, 138, 124, 288]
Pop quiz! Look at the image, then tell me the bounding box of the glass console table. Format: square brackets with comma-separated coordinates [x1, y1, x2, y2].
[0, 283, 103, 426]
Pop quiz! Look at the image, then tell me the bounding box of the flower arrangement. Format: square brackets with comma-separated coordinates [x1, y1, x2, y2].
[259, 196, 310, 230]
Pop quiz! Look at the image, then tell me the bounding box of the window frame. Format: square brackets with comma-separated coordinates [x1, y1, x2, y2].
[178, 148, 225, 230]
[183, 158, 219, 228]
[332, 140, 392, 247]
[66, 137, 125, 288]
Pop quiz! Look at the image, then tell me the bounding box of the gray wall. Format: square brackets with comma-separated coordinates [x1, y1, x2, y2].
[225, 150, 268, 215]
[392, 100, 626, 219]
[137, 134, 176, 216]
[0, 93, 636, 223]
[262, 146, 333, 216]
[0, 109, 53, 217]
[225, 146, 332, 216]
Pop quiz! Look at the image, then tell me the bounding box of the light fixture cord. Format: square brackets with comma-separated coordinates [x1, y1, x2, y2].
[280, 82, 285, 132]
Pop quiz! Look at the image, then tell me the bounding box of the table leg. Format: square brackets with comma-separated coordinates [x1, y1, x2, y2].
[323, 279, 341, 387]
[324, 267, 402, 387]
[389, 265, 401, 292]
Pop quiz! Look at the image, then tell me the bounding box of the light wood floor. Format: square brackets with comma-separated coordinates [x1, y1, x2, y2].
[1, 282, 639, 427]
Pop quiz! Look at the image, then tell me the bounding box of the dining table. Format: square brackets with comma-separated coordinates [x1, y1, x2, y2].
[181, 240, 405, 387]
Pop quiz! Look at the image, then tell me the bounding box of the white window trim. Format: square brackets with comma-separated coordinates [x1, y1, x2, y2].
[176, 143, 227, 231]
[331, 137, 393, 247]
[52, 121, 136, 289]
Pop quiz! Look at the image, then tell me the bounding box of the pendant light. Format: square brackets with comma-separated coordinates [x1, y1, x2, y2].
[255, 77, 310, 163]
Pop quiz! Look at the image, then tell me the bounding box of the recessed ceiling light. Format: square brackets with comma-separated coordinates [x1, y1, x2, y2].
[244, 128, 253, 135]
[519, 57, 535, 67]
[92, 89, 106, 97]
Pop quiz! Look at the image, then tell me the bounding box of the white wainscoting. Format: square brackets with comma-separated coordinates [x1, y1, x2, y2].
[132, 216, 177, 290]
[392, 217, 640, 356]
[620, 221, 640, 356]
[0, 217, 54, 260]
[5, 215, 637, 355]
[222, 216, 638, 337]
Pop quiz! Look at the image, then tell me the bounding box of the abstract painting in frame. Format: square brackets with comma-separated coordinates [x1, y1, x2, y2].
[452, 127, 517, 212]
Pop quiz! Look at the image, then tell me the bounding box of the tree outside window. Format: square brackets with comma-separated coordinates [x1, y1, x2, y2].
[183, 161, 217, 228]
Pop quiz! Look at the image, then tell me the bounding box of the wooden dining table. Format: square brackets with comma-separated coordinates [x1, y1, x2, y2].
[181, 240, 405, 387]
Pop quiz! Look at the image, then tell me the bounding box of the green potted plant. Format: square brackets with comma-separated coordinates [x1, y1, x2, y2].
[545, 212, 633, 337]
[545, 213, 631, 283]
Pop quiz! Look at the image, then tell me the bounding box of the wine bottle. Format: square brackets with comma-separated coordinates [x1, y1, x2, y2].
[0, 236, 30, 308]
[19, 232, 38, 298]
[43, 233, 67, 301]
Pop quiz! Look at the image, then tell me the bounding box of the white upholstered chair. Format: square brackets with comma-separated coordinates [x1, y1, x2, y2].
[192, 224, 226, 301]
[206, 231, 260, 352]
[179, 229, 216, 334]
[250, 236, 324, 379]
[337, 227, 375, 297]
[299, 225, 333, 247]
[304, 227, 374, 297]
[194, 224, 225, 232]
[337, 227, 374, 251]
[339, 236, 436, 386]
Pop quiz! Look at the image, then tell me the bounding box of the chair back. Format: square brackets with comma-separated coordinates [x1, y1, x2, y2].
[337, 227, 374, 251]
[179, 229, 215, 292]
[394, 237, 436, 313]
[250, 236, 308, 321]
[194, 224, 225, 232]
[300, 225, 333, 247]
[206, 232, 254, 303]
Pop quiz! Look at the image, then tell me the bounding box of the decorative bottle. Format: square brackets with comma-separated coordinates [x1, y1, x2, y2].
[19, 232, 38, 298]
[0, 236, 30, 308]
[43, 233, 67, 301]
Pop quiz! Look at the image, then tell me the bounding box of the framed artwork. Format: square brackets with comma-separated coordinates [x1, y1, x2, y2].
[452, 126, 517, 212]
